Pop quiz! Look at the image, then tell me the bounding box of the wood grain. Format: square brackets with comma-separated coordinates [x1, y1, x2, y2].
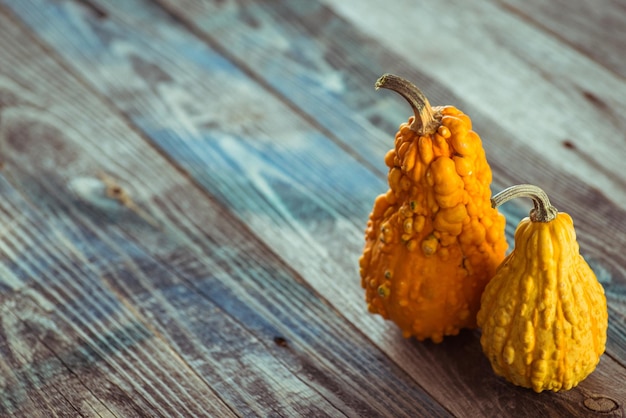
[76, 0, 626, 365]
[0, 4, 452, 417]
[0, 185, 237, 417]
[0, 303, 109, 418]
[1, 0, 623, 416]
[323, 0, 626, 205]
[145, 0, 626, 366]
[0, 0, 625, 416]
[499, 0, 626, 79]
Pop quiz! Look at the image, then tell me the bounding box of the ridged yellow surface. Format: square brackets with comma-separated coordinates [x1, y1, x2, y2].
[477, 213, 608, 392]
[359, 106, 507, 342]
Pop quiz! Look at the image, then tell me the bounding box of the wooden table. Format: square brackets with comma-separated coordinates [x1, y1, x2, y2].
[0, 0, 624, 416]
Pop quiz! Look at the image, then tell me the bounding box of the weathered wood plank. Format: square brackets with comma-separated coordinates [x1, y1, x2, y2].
[0, 4, 453, 417]
[307, 0, 626, 363]
[499, 0, 626, 78]
[321, 0, 626, 205]
[0, 302, 108, 418]
[144, 0, 626, 365]
[3, 0, 623, 416]
[5, 183, 350, 417]
[106, 0, 626, 366]
[146, 0, 626, 324]
[0, 188, 237, 417]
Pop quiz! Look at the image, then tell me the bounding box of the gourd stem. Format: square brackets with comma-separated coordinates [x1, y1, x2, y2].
[375, 74, 438, 135]
[491, 184, 558, 223]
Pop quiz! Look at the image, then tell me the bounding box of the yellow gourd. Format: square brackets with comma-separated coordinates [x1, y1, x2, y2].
[359, 74, 507, 342]
[477, 184, 608, 392]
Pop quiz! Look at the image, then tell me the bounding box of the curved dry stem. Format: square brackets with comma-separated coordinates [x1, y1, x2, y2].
[491, 184, 558, 223]
[375, 74, 438, 135]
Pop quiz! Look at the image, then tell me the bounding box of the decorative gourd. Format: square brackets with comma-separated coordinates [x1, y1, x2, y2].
[359, 74, 508, 342]
[477, 184, 608, 392]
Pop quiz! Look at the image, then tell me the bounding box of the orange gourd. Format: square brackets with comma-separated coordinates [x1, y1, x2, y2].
[477, 185, 608, 392]
[359, 74, 507, 342]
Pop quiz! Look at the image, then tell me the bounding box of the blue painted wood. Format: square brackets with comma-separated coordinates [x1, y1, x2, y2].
[0, 178, 234, 417]
[0, 0, 625, 415]
[150, 0, 626, 268]
[21, 0, 626, 352]
[0, 9, 454, 416]
[129, 0, 626, 365]
[0, 109, 451, 418]
[0, 306, 101, 417]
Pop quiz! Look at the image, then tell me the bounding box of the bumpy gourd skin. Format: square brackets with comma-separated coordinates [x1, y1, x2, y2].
[477, 213, 608, 392]
[359, 106, 507, 342]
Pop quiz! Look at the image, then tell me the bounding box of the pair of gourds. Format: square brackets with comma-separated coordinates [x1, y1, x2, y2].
[358, 74, 608, 392]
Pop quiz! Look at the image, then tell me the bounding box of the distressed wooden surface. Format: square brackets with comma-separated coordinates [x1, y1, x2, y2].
[0, 0, 624, 416]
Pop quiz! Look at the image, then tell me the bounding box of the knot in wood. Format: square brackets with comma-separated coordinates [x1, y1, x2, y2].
[273, 336, 288, 348]
[583, 396, 619, 413]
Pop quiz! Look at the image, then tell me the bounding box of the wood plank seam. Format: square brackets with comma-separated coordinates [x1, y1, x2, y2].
[0, 0, 620, 414]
